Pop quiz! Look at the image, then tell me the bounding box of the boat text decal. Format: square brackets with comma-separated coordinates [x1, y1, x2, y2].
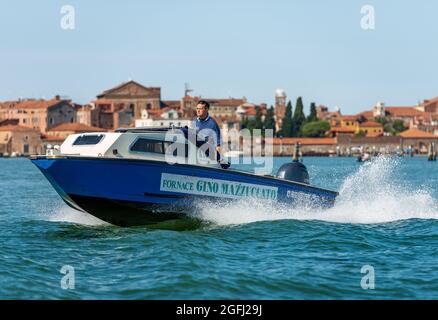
[160, 173, 277, 201]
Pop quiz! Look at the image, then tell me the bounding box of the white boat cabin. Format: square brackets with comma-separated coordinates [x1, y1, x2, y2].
[49, 127, 224, 168]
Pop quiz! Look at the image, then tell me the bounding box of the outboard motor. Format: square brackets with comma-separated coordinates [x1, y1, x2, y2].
[276, 143, 309, 184]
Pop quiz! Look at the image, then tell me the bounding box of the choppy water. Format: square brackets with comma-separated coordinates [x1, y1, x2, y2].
[0, 156, 437, 299]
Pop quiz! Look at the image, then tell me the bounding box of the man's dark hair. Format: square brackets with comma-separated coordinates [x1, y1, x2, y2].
[197, 100, 210, 110]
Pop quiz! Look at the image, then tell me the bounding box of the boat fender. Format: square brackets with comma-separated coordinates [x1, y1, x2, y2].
[276, 162, 309, 184]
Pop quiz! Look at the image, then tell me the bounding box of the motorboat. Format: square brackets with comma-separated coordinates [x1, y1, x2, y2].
[31, 127, 338, 227]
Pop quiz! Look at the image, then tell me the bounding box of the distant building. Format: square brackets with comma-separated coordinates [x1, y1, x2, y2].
[135, 108, 191, 128]
[335, 128, 438, 155]
[47, 123, 106, 140]
[75, 104, 94, 126]
[92, 80, 163, 129]
[365, 101, 426, 126]
[0, 125, 43, 156]
[316, 105, 342, 127]
[417, 96, 438, 113]
[358, 121, 384, 137]
[399, 128, 438, 153]
[415, 113, 438, 135]
[272, 137, 337, 156]
[330, 115, 383, 137]
[0, 96, 76, 133]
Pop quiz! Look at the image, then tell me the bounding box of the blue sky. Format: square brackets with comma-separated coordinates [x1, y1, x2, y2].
[1, 0, 437, 114]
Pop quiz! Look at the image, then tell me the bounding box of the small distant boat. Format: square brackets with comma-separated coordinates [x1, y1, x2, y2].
[357, 153, 371, 163]
[31, 127, 338, 227]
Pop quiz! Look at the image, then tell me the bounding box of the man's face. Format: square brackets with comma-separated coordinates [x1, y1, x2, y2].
[196, 104, 208, 120]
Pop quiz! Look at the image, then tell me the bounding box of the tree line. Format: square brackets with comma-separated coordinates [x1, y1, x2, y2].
[242, 97, 330, 138]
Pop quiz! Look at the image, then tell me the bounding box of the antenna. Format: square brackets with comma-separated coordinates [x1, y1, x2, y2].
[184, 83, 193, 96]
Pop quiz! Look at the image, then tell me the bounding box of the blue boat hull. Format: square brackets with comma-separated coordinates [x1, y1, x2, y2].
[31, 156, 338, 226]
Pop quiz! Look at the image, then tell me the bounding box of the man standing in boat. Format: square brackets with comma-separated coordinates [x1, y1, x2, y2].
[193, 100, 229, 168]
[194, 100, 221, 154]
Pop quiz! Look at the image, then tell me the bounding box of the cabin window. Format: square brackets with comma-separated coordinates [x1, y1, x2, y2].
[73, 134, 104, 145]
[131, 138, 164, 154]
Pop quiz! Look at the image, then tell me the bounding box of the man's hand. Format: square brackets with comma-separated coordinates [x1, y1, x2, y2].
[216, 146, 221, 154]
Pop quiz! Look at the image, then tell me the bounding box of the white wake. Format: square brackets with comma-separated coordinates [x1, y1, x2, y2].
[195, 157, 438, 225]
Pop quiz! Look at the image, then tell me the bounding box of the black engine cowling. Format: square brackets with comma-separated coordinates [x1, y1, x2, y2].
[277, 162, 309, 184]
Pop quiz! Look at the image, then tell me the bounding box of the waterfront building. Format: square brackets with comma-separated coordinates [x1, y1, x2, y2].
[0, 125, 43, 156]
[0, 96, 76, 133]
[272, 137, 337, 156]
[336, 135, 402, 155]
[399, 128, 438, 153]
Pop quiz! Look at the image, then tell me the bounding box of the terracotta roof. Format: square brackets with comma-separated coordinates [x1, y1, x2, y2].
[341, 115, 359, 121]
[1, 98, 70, 110]
[0, 125, 39, 132]
[385, 107, 424, 117]
[359, 121, 382, 127]
[399, 128, 437, 138]
[97, 80, 160, 98]
[48, 123, 106, 133]
[356, 111, 373, 119]
[271, 137, 336, 145]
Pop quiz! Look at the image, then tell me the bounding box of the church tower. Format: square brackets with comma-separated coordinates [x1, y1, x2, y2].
[275, 89, 286, 131]
[373, 101, 385, 118]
